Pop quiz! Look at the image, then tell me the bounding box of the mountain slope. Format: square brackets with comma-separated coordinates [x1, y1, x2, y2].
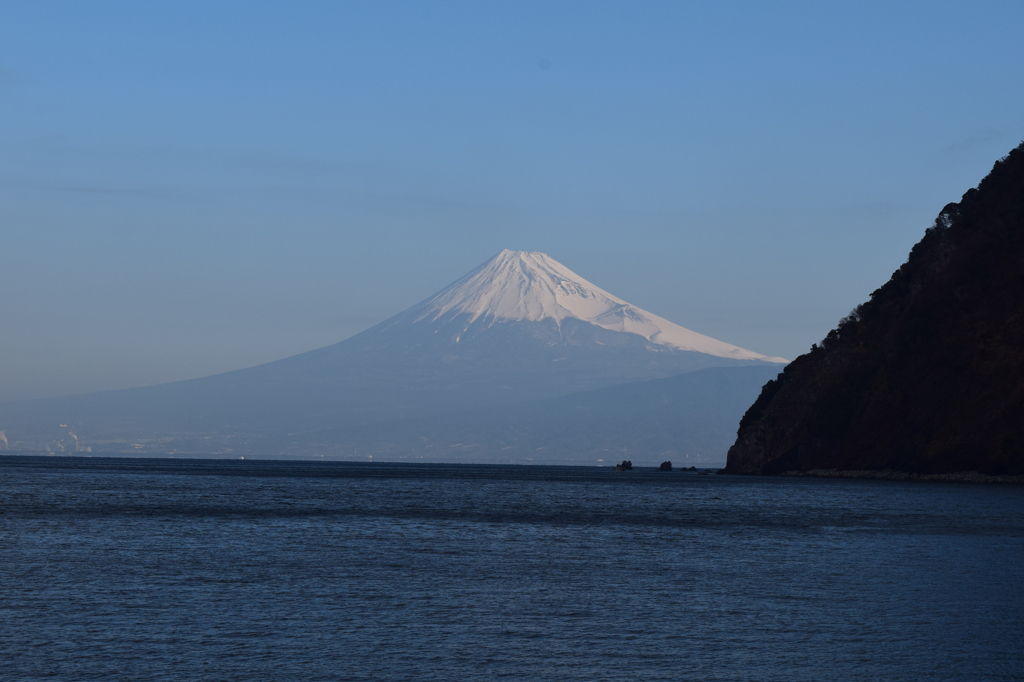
[2, 250, 785, 453]
[273, 364, 785, 465]
[25, 365, 783, 464]
[726, 142, 1024, 476]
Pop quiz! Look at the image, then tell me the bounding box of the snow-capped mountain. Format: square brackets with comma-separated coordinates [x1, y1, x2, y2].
[3, 250, 786, 454]
[390, 249, 785, 362]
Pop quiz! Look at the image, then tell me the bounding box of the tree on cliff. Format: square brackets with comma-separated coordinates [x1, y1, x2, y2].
[727, 141, 1024, 476]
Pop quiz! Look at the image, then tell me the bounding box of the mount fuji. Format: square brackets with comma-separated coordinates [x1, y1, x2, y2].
[3, 250, 786, 459]
[383, 249, 784, 362]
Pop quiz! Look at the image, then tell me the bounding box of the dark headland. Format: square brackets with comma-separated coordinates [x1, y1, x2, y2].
[726, 141, 1024, 481]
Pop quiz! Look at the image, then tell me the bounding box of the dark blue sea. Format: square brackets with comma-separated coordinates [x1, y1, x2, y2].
[2, 456, 1022, 681]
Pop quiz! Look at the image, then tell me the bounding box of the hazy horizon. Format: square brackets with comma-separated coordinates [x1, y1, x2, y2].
[3, 1, 1024, 401]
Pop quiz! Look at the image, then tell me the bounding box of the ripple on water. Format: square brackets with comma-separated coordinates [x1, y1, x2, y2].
[1, 456, 1022, 681]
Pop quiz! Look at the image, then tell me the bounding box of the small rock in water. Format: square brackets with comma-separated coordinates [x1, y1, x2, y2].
[659, 461, 672, 471]
[614, 460, 633, 471]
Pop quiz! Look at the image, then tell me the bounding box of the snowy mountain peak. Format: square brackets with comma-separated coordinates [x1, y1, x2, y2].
[418, 249, 628, 325]
[410, 250, 787, 363]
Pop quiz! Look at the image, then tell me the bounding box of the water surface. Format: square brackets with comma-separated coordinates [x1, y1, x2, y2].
[2, 456, 1022, 681]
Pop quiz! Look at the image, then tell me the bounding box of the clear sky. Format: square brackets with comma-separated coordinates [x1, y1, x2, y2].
[2, 1, 1023, 401]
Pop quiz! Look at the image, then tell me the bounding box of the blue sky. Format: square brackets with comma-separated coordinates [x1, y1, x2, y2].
[2, 1, 1023, 400]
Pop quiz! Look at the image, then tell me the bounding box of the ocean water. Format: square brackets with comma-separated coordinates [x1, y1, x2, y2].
[1, 456, 1022, 681]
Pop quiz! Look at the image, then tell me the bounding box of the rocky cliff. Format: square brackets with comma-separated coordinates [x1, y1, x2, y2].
[726, 142, 1024, 476]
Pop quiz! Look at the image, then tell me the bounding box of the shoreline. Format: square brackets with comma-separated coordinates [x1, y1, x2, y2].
[779, 468, 1024, 485]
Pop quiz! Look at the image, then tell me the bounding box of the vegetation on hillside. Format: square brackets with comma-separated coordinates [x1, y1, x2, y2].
[727, 141, 1024, 475]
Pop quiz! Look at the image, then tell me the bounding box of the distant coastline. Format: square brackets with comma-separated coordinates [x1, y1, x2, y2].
[5, 451, 1021, 484]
